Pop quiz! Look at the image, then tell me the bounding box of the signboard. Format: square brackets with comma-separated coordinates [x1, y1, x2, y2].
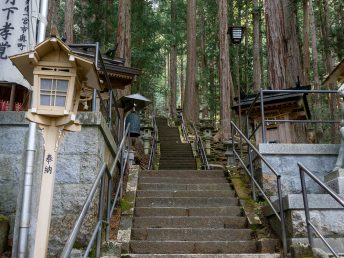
[0, 0, 38, 89]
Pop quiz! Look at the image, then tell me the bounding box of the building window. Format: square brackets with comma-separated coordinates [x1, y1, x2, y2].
[40, 78, 68, 107]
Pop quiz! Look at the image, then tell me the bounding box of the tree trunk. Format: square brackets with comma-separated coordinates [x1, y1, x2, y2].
[170, 0, 177, 119]
[303, 0, 311, 85]
[244, 0, 249, 93]
[253, 0, 261, 92]
[265, 0, 303, 89]
[180, 55, 185, 108]
[199, 7, 208, 118]
[309, 0, 320, 89]
[64, 0, 74, 44]
[218, 0, 233, 138]
[281, 0, 304, 86]
[319, 0, 336, 143]
[115, 0, 131, 97]
[183, 0, 198, 123]
[47, 0, 61, 36]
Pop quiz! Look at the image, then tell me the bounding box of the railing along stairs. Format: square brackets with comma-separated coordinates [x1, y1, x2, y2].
[148, 110, 158, 170]
[298, 163, 344, 258]
[60, 125, 132, 258]
[192, 123, 210, 170]
[231, 121, 288, 256]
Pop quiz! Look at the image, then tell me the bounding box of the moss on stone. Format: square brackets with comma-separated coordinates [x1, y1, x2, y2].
[0, 215, 9, 222]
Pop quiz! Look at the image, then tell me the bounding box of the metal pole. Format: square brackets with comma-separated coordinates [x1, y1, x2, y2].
[96, 174, 105, 258]
[259, 89, 266, 143]
[299, 168, 314, 247]
[246, 116, 256, 201]
[18, 122, 36, 258]
[92, 42, 100, 112]
[108, 89, 113, 129]
[18, 0, 48, 256]
[277, 176, 288, 256]
[105, 178, 112, 241]
[36, 0, 48, 44]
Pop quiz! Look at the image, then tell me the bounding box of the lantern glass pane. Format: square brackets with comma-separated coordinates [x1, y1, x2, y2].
[40, 95, 51, 106]
[55, 96, 66, 107]
[40, 78, 69, 107]
[41, 79, 52, 90]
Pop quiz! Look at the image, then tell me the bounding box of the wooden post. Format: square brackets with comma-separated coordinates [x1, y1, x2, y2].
[9, 84, 16, 111]
[32, 126, 62, 258]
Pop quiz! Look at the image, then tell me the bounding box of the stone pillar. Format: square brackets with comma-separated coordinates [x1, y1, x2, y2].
[325, 88, 344, 194]
[224, 140, 235, 165]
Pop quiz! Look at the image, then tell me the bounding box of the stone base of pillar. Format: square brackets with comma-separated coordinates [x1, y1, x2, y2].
[325, 168, 344, 194]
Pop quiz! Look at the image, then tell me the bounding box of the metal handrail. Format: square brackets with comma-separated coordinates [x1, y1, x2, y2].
[230, 121, 287, 256]
[179, 112, 189, 143]
[148, 110, 158, 170]
[192, 123, 210, 170]
[244, 88, 339, 143]
[298, 162, 344, 258]
[60, 125, 131, 258]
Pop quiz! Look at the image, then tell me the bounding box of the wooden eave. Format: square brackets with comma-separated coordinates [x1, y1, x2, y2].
[10, 37, 100, 90]
[323, 59, 344, 86]
[232, 86, 312, 119]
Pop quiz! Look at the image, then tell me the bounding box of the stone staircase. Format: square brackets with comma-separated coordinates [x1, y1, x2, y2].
[157, 117, 196, 170]
[120, 118, 280, 257]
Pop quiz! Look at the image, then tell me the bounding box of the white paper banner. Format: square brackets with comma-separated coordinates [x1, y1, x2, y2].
[0, 0, 39, 89]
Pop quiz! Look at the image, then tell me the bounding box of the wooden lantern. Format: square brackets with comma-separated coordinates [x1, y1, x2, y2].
[10, 37, 100, 127]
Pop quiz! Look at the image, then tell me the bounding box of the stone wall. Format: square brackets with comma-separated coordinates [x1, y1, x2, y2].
[258, 144, 339, 196]
[0, 111, 117, 257]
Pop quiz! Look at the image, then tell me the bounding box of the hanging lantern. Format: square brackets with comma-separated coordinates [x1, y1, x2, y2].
[228, 26, 245, 44]
[126, 112, 141, 137]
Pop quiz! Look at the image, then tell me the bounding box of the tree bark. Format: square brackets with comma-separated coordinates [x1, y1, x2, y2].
[265, 0, 303, 89]
[253, 0, 261, 92]
[183, 0, 198, 123]
[180, 55, 185, 108]
[303, 0, 311, 85]
[218, 0, 233, 138]
[170, 0, 177, 119]
[47, 0, 60, 36]
[281, 0, 304, 86]
[64, 0, 74, 44]
[309, 0, 320, 89]
[199, 7, 208, 118]
[115, 0, 131, 97]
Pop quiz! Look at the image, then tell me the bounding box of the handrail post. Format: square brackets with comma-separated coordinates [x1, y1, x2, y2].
[260, 89, 266, 143]
[299, 167, 314, 248]
[105, 177, 112, 241]
[246, 115, 256, 200]
[108, 89, 113, 129]
[277, 176, 288, 256]
[96, 173, 105, 258]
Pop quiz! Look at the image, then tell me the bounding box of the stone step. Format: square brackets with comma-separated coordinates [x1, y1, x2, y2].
[129, 240, 257, 254]
[138, 183, 231, 191]
[136, 190, 235, 198]
[131, 228, 253, 241]
[135, 197, 238, 207]
[132, 216, 247, 229]
[139, 177, 227, 184]
[134, 207, 242, 217]
[140, 170, 225, 177]
[125, 254, 280, 258]
[158, 167, 197, 170]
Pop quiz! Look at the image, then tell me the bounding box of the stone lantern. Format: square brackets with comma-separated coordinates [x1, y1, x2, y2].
[141, 123, 154, 155]
[200, 117, 214, 156]
[10, 37, 100, 258]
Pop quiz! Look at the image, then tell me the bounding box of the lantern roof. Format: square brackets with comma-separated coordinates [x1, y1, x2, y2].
[323, 58, 344, 86]
[117, 93, 151, 110]
[9, 37, 101, 90]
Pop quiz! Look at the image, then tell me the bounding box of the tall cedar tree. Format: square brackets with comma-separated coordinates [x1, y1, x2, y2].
[218, 0, 233, 138]
[170, 0, 177, 119]
[183, 0, 198, 123]
[64, 0, 74, 44]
